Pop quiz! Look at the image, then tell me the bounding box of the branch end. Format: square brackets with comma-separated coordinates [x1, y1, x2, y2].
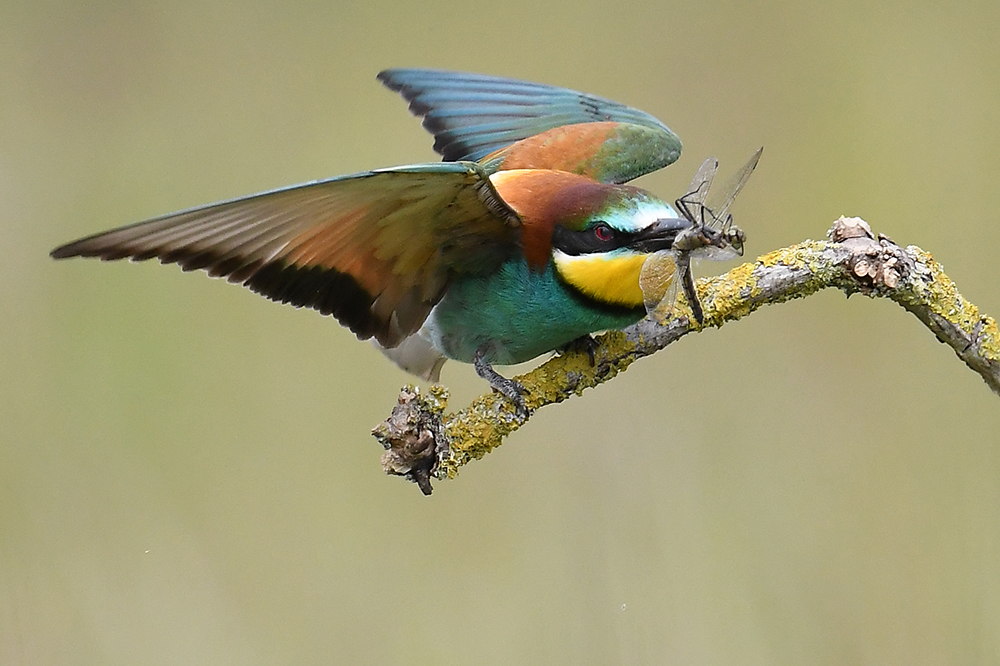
[372, 385, 450, 495]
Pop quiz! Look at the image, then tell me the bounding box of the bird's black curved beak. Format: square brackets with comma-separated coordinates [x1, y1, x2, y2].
[628, 217, 692, 253]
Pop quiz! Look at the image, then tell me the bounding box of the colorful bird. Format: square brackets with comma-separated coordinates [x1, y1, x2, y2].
[50, 69, 751, 417]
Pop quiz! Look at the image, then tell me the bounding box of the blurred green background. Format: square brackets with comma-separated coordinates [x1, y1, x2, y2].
[4, 0, 1000, 663]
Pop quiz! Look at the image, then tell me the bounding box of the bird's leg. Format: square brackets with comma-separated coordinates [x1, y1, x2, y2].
[560, 334, 599, 366]
[473, 343, 528, 419]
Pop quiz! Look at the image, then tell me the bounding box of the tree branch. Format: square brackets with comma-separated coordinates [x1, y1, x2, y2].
[372, 217, 1000, 494]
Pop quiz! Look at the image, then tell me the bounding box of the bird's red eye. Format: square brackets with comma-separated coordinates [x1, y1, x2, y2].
[593, 223, 614, 241]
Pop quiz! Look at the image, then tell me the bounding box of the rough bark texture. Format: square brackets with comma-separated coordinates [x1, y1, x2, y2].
[371, 218, 1000, 494]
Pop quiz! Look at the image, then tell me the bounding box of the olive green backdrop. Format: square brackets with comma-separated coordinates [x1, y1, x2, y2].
[4, 0, 1000, 664]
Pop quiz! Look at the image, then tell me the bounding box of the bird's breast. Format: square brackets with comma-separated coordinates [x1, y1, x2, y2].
[423, 257, 642, 365]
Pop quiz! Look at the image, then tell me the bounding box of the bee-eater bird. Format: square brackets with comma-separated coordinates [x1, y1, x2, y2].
[50, 68, 747, 416]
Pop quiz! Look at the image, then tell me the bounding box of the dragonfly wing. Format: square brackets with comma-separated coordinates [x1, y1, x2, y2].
[694, 244, 743, 262]
[704, 147, 763, 227]
[676, 157, 718, 223]
[639, 250, 679, 322]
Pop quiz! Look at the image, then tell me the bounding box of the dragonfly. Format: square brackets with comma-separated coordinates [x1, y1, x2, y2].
[638, 146, 763, 325]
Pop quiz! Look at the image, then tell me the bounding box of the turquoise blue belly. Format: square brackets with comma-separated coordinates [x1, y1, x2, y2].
[425, 258, 643, 365]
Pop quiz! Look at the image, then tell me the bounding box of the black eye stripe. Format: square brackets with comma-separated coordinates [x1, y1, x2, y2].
[551, 223, 636, 256]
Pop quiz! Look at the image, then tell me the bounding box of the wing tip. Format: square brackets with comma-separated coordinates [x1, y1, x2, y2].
[50, 244, 76, 260]
[50, 237, 141, 262]
[376, 68, 398, 89]
[50, 240, 117, 261]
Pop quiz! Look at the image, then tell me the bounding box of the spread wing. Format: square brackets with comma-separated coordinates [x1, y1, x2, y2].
[51, 162, 520, 347]
[377, 68, 681, 183]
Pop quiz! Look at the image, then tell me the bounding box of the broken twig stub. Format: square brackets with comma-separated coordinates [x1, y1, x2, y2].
[371, 385, 449, 495]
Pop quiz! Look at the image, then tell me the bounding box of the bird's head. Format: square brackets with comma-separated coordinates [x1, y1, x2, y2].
[490, 169, 711, 308]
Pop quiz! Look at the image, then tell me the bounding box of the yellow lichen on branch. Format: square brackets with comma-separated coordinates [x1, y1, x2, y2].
[373, 218, 1000, 494]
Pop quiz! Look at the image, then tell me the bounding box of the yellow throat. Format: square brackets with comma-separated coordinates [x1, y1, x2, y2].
[552, 250, 649, 308]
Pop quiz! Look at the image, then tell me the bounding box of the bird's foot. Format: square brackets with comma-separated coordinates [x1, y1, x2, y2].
[560, 334, 599, 366]
[473, 345, 528, 420]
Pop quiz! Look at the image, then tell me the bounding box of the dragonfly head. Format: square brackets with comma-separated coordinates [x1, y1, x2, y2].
[718, 217, 746, 257]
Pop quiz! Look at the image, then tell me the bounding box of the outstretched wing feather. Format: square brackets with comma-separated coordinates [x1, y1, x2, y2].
[51, 162, 520, 346]
[378, 68, 682, 178]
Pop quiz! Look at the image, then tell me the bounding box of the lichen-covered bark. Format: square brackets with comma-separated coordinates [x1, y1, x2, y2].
[373, 217, 1000, 494]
